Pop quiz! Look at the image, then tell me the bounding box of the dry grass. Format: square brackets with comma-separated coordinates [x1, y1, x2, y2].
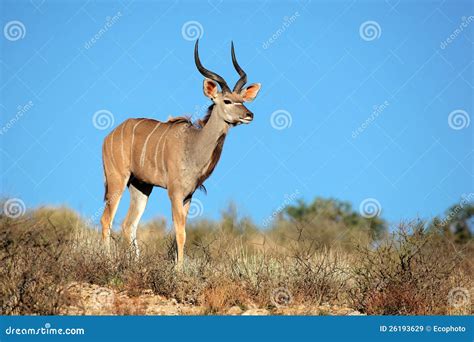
[0, 206, 472, 315]
[349, 223, 472, 315]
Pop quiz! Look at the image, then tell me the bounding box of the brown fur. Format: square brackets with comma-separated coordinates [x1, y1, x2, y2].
[196, 132, 226, 190]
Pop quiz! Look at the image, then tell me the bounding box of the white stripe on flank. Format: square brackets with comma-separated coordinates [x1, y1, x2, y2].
[120, 121, 126, 166]
[140, 122, 161, 167]
[130, 119, 146, 155]
[105, 134, 118, 175]
[161, 134, 167, 176]
[153, 125, 171, 178]
[110, 129, 117, 170]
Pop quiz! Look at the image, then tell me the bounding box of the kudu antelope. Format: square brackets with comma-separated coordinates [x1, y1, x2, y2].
[100, 40, 261, 267]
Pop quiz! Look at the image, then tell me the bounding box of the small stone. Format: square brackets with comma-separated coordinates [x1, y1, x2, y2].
[180, 306, 205, 315]
[226, 306, 243, 315]
[242, 308, 269, 316]
[348, 310, 366, 316]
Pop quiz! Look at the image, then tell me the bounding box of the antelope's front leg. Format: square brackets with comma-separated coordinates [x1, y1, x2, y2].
[170, 194, 190, 269]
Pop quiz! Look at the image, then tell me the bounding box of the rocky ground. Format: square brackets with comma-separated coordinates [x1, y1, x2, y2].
[62, 282, 365, 316]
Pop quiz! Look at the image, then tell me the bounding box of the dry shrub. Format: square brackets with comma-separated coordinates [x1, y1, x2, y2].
[350, 222, 471, 315]
[226, 247, 283, 306]
[0, 211, 72, 314]
[290, 247, 350, 306]
[364, 282, 427, 315]
[113, 296, 148, 315]
[146, 259, 180, 298]
[201, 278, 249, 314]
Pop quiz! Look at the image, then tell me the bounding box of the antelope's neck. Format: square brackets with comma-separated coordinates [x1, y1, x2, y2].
[190, 108, 229, 180]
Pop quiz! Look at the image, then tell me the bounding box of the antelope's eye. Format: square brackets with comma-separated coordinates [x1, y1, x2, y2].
[223, 99, 232, 104]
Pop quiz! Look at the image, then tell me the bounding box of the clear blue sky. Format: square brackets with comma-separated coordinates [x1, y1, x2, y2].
[1, 0, 472, 229]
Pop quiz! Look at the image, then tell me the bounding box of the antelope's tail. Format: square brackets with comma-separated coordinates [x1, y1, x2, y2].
[103, 180, 108, 202]
[102, 143, 108, 201]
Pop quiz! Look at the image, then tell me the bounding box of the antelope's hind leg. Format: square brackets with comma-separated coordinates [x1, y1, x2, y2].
[100, 175, 129, 251]
[122, 178, 153, 257]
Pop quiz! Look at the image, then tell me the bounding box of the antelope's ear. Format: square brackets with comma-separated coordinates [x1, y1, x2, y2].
[203, 78, 218, 99]
[241, 83, 261, 102]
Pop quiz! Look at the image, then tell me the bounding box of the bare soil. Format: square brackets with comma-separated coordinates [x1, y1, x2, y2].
[62, 282, 365, 316]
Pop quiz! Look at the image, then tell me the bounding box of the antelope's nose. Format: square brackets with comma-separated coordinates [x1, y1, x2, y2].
[245, 112, 254, 120]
